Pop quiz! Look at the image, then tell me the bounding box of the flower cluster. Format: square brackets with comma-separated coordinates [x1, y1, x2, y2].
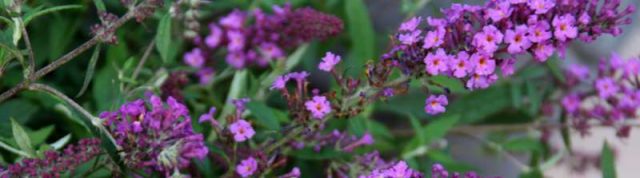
[2, 138, 102, 177]
[329, 151, 421, 178]
[272, 71, 335, 121]
[99, 95, 208, 175]
[183, 5, 343, 84]
[384, 0, 634, 114]
[561, 53, 640, 137]
[432, 163, 481, 178]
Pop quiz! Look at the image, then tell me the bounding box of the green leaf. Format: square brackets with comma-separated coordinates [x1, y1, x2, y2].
[0, 99, 38, 137]
[50, 134, 71, 150]
[429, 76, 467, 94]
[560, 114, 572, 154]
[93, 67, 123, 111]
[23, 5, 84, 25]
[93, 0, 107, 12]
[216, 70, 248, 127]
[601, 142, 616, 178]
[76, 44, 101, 98]
[519, 168, 543, 178]
[546, 56, 565, 83]
[407, 115, 425, 145]
[11, 118, 35, 157]
[503, 137, 543, 152]
[155, 14, 172, 63]
[28, 125, 55, 146]
[437, 84, 512, 124]
[345, 0, 375, 76]
[246, 101, 280, 131]
[348, 115, 368, 136]
[422, 114, 459, 144]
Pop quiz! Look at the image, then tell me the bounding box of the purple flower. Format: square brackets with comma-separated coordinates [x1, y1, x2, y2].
[450, 51, 472, 78]
[305, 96, 332, 119]
[505, 25, 532, 54]
[424, 48, 450, 75]
[528, 20, 552, 43]
[595, 77, 619, 99]
[383, 161, 417, 178]
[423, 28, 445, 49]
[487, 2, 512, 22]
[399, 30, 422, 45]
[467, 74, 498, 90]
[399, 17, 421, 32]
[219, 10, 245, 29]
[425, 95, 448, 115]
[259, 42, 284, 61]
[288, 71, 309, 83]
[229, 119, 255, 142]
[473, 25, 503, 54]
[318, 52, 342, 72]
[206, 24, 223, 48]
[197, 67, 215, 85]
[532, 43, 555, 62]
[226, 52, 246, 69]
[552, 14, 578, 41]
[184, 48, 205, 68]
[227, 30, 245, 52]
[198, 107, 218, 127]
[470, 52, 495, 75]
[527, 0, 555, 14]
[562, 94, 581, 114]
[236, 157, 258, 177]
[383, 88, 395, 97]
[271, 75, 290, 90]
[500, 58, 517, 77]
[279, 167, 301, 178]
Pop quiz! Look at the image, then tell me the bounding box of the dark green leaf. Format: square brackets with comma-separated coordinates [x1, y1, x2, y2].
[76, 44, 101, 98]
[246, 101, 280, 131]
[437, 84, 512, 124]
[348, 115, 368, 136]
[503, 137, 543, 152]
[11, 118, 35, 157]
[422, 114, 459, 144]
[155, 14, 172, 63]
[0, 99, 38, 137]
[429, 76, 467, 94]
[519, 168, 543, 178]
[546, 56, 566, 83]
[345, 0, 374, 76]
[601, 142, 616, 178]
[28, 125, 55, 146]
[93, 0, 107, 12]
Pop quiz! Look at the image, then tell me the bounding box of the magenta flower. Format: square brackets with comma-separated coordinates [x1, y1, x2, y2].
[198, 107, 218, 127]
[226, 52, 246, 69]
[500, 58, 516, 77]
[467, 74, 498, 90]
[305, 96, 332, 119]
[595, 77, 619, 99]
[532, 43, 555, 62]
[473, 25, 503, 54]
[399, 17, 421, 32]
[236, 157, 258, 177]
[422, 28, 445, 49]
[205, 24, 223, 48]
[229, 119, 255, 142]
[425, 95, 448, 115]
[470, 52, 495, 75]
[318, 52, 342, 72]
[552, 14, 578, 41]
[399, 30, 422, 45]
[486, 1, 512, 22]
[527, 0, 555, 14]
[450, 51, 472, 78]
[270, 75, 290, 90]
[227, 30, 245, 52]
[219, 10, 245, 29]
[288, 71, 310, 83]
[528, 20, 552, 43]
[184, 48, 205, 68]
[342, 133, 375, 152]
[505, 25, 531, 54]
[279, 167, 301, 178]
[259, 42, 284, 61]
[562, 94, 581, 115]
[197, 67, 215, 85]
[424, 48, 450, 75]
[383, 161, 417, 178]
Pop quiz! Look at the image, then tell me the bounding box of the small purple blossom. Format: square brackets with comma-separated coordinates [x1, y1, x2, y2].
[229, 119, 255, 142]
[527, 0, 555, 14]
[236, 157, 258, 177]
[528, 20, 552, 43]
[319, 52, 342, 72]
[271, 75, 290, 90]
[595, 77, 619, 99]
[206, 24, 223, 48]
[226, 52, 246, 69]
[487, 2, 512, 22]
[197, 67, 215, 85]
[505, 25, 531, 54]
[562, 94, 581, 115]
[423, 28, 445, 49]
[184, 48, 205, 68]
[399, 30, 422, 45]
[552, 14, 578, 41]
[227, 30, 246, 52]
[424, 48, 450, 75]
[470, 52, 495, 75]
[532, 43, 555, 62]
[219, 10, 245, 29]
[425, 95, 448, 115]
[500, 58, 516, 77]
[198, 107, 218, 127]
[450, 51, 473, 78]
[473, 25, 503, 54]
[399, 17, 421, 32]
[305, 96, 332, 119]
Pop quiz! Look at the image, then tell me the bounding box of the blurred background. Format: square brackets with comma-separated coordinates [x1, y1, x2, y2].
[0, 0, 639, 177]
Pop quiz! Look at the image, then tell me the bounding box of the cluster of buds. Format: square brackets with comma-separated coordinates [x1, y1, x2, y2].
[561, 53, 640, 137]
[381, 0, 634, 115]
[90, 12, 119, 44]
[99, 94, 208, 176]
[170, 0, 207, 38]
[132, 0, 164, 22]
[1, 138, 102, 178]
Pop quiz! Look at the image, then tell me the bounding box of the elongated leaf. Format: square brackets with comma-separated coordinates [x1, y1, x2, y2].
[217, 70, 248, 127]
[246, 101, 280, 131]
[93, 0, 106, 12]
[155, 14, 172, 63]
[11, 118, 35, 157]
[50, 134, 71, 150]
[76, 44, 101, 98]
[345, 0, 374, 76]
[503, 137, 543, 152]
[422, 114, 459, 144]
[29, 125, 55, 146]
[24, 5, 84, 25]
[601, 142, 616, 178]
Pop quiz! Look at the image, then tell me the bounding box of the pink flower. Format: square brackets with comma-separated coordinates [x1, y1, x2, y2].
[220, 10, 245, 29]
[205, 24, 223, 48]
[473, 25, 503, 54]
[184, 48, 205, 68]
[466, 74, 498, 90]
[424, 48, 450, 75]
[425, 95, 448, 115]
[527, 0, 555, 14]
[449, 51, 473, 78]
[399, 17, 421, 32]
[270, 75, 290, 90]
[470, 52, 495, 75]
[562, 94, 580, 115]
[383, 161, 417, 178]
[422, 28, 445, 49]
[305, 96, 332, 119]
[505, 25, 532, 54]
[399, 30, 421, 45]
[236, 157, 258, 177]
[595, 77, 619, 99]
[552, 14, 578, 41]
[229, 119, 255, 142]
[319, 52, 341, 72]
[500, 58, 516, 77]
[528, 21, 552, 43]
[487, 2, 512, 22]
[227, 30, 245, 52]
[532, 43, 555, 62]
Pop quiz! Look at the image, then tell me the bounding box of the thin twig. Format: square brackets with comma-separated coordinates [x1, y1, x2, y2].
[131, 39, 156, 81]
[20, 19, 35, 78]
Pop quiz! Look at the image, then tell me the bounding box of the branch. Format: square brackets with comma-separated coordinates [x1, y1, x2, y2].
[20, 19, 35, 78]
[131, 39, 155, 81]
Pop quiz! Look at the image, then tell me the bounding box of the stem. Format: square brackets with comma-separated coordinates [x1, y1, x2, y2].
[0, 140, 31, 157]
[131, 39, 156, 81]
[265, 127, 303, 154]
[27, 83, 119, 149]
[20, 19, 35, 78]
